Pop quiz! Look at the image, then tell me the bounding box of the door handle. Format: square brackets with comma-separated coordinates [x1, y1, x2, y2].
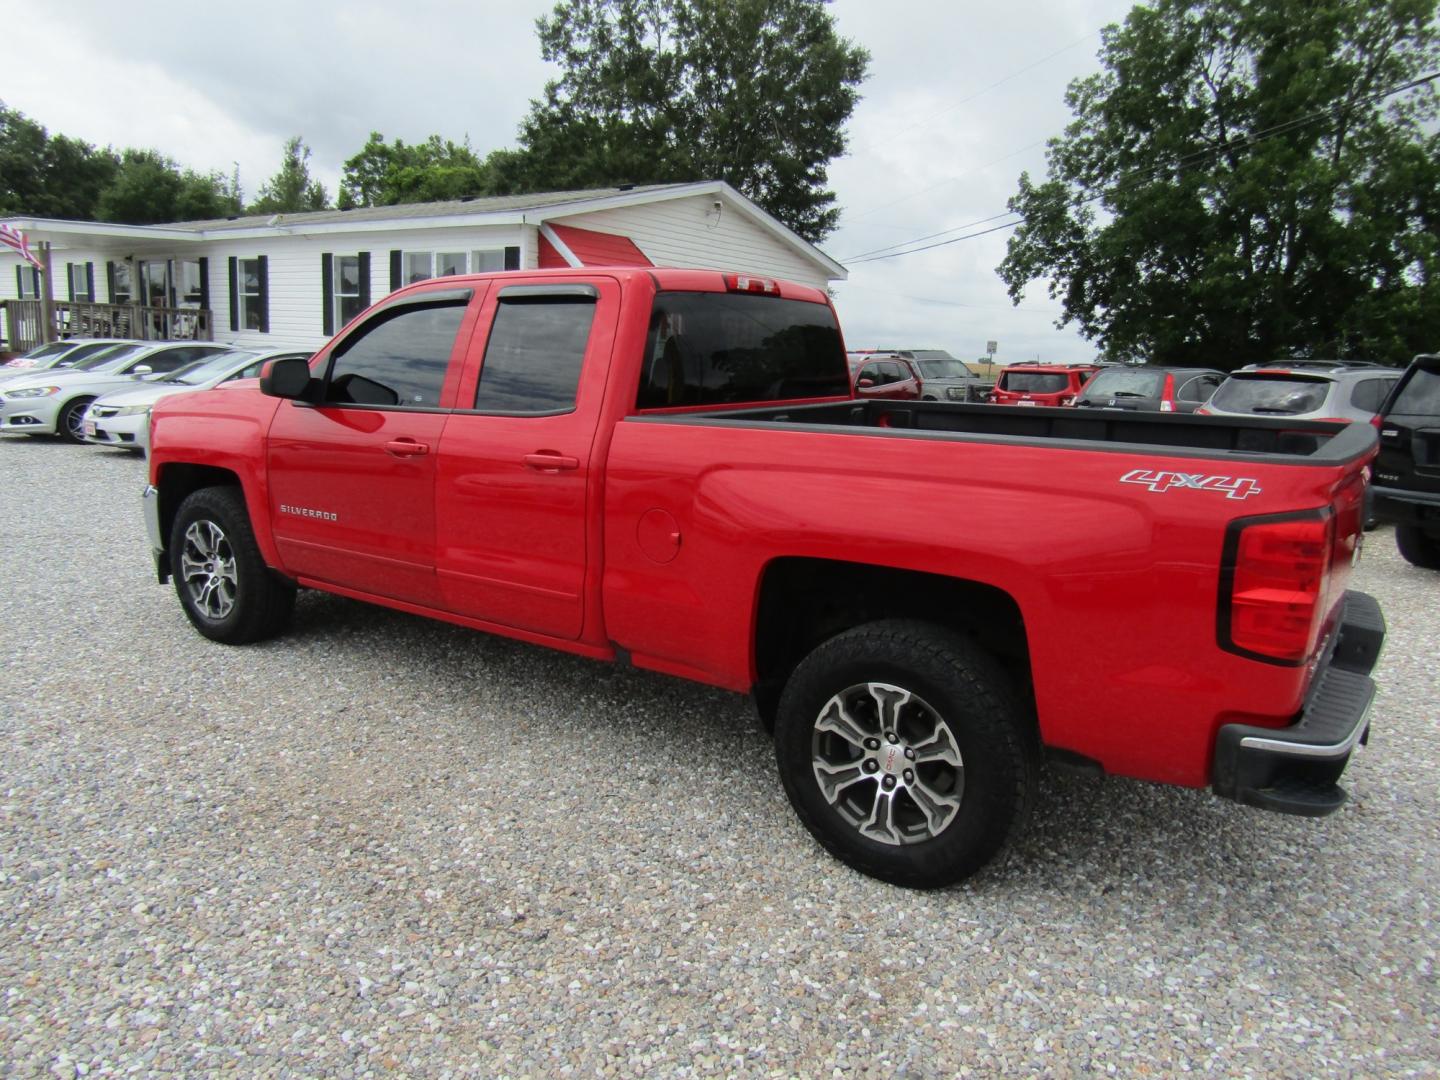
[385, 438, 430, 457]
[524, 451, 579, 472]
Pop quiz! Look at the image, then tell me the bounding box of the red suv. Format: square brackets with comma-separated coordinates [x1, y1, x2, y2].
[989, 363, 1100, 407]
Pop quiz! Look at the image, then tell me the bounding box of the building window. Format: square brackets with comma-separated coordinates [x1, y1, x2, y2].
[335, 255, 365, 328]
[178, 260, 204, 306]
[436, 251, 465, 277]
[109, 262, 133, 304]
[68, 262, 93, 301]
[17, 267, 40, 299]
[239, 259, 265, 330]
[405, 252, 433, 284]
[473, 249, 506, 272]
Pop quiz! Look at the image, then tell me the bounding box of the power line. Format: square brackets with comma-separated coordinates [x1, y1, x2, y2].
[843, 68, 1440, 266]
[843, 209, 1021, 262]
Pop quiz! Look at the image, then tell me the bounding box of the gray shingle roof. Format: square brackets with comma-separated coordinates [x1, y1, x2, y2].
[166, 183, 697, 231]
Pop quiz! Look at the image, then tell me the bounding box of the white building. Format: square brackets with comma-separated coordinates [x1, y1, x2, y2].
[1, 180, 846, 351]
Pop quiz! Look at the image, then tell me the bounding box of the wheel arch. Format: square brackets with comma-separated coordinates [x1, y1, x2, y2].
[752, 557, 1034, 736]
[154, 463, 246, 566]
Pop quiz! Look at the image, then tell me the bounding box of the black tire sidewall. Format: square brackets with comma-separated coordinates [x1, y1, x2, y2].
[1396, 524, 1440, 570]
[57, 397, 94, 444]
[170, 487, 290, 643]
[775, 621, 1031, 888]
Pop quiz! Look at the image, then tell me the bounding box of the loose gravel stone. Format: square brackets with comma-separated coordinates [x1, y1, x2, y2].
[0, 436, 1436, 1076]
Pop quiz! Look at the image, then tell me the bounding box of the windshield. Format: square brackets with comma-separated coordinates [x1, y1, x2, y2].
[916, 358, 973, 379]
[163, 350, 258, 386]
[1391, 365, 1440, 417]
[1001, 371, 1069, 394]
[637, 292, 849, 408]
[1079, 369, 1165, 401]
[70, 343, 148, 372]
[1211, 374, 1331, 415]
[19, 342, 74, 361]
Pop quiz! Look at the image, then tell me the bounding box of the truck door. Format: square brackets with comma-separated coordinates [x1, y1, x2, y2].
[266, 287, 478, 606]
[434, 279, 619, 639]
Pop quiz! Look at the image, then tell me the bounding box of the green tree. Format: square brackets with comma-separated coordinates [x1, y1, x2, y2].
[510, 0, 868, 243]
[0, 102, 119, 219]
[94, 149, 233, 224]
[248, 136, 329, 214]
[338, 132, 499, 208]
[998, 0, 1440, 368]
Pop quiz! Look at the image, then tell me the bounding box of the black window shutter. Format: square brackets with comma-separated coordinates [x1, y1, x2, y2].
[228, 257, 239, 333]
[389, 249, 401, 292]
[357, 252, 371, 309]
[321, 254, 334, 337]
[106, 261, 117, 302]
[85, 262, 95, 301]
[257, 256, 269, 333]
[67, 264, 75, 301]
[14, 266, 21, 296]
[504, 246, 520, 271]
[198, 257, 210, 312]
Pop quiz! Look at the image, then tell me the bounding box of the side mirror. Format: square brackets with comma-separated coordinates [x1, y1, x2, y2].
[131, 364, 153, 375]
[261, 356, 316, 400]
[856, 377, 875, 389]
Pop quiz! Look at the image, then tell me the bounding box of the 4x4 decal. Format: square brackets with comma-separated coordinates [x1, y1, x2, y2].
[1120, 469, 1262, 500]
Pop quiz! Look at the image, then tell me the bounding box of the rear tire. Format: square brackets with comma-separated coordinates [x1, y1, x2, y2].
[56, 397, 95, 444]
[1396, 524, 1440, 570]
[774, 619, 1035, 888]
[170, 487, 296, 643]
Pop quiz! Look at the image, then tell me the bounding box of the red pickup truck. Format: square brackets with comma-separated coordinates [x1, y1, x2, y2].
[144, 268, 1386, 888]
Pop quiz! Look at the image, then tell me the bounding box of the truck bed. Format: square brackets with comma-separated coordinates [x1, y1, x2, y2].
[642, 400, 1376, 464]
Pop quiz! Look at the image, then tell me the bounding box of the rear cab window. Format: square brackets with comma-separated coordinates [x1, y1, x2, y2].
[637, 292, 849, 410]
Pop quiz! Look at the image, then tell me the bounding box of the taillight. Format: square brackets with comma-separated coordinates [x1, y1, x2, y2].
[1220, 512, 1334, 665]
[1160, 374, 1175, 412]
[1369, 414, 1382, 429]
[1195, 406, 1212, 416]
[725, 274, 780, 295]
[1160, 400, 1175, 413]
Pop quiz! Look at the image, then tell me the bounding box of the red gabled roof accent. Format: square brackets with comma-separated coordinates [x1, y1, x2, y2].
[546, 223, 653, 267]
[538, 233, 568, 269]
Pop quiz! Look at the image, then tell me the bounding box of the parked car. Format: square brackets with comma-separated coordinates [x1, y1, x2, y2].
[852, 352, 984, 402]
[85, 346, 313, 453]
[989, 363, 1100, 406]
[1197, 366, 1400, 425]
[0, 341, 229, 443]
[0, 338, 138, 385]
[145, 266, 1384, 888]
[1371, 353, 1440, 568]
[1074, 366, 1226, 414]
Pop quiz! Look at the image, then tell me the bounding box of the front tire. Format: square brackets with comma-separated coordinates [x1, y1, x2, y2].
[56, 397, 95, 444]
[170, 487, 295, 644]
[774, 619, 1035, 888]
[1396, 524, 1440, 570]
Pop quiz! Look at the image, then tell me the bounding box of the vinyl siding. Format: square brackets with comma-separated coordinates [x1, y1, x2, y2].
[550, 194, 834, 289]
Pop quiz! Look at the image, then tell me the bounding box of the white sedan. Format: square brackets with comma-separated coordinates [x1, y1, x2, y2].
[84, 346, 312, 453]
[0, 341, 230, 443]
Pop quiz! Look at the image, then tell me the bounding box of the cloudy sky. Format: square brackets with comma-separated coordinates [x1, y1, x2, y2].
[2, 0, 1139, 363]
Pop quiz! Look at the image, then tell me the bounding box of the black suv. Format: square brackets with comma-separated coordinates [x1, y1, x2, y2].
[1373, 354, 1440, 568]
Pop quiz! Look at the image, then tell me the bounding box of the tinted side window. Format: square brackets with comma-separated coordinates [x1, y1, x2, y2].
[137, 347, 217, 374]
[324, 301, 466, 408]
[1349, 378, 1396, 413]
[879, 362, 904, 383]
[857, 363, 882, 384]
[473, 297, 596, 413]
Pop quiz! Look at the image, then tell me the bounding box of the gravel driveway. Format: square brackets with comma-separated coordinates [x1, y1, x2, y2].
[1, 438, 1436, 1077]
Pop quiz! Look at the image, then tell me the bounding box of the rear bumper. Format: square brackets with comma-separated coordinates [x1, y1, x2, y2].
[1212, 591, 1385, 817]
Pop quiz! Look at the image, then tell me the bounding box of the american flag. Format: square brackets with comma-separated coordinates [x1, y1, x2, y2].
[0, 224, 42, 271]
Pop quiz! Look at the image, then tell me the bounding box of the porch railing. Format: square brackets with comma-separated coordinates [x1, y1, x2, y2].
[1, 300, 214, 354]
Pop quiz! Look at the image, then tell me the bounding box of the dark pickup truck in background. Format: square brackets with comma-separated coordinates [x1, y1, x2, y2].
[1374, 353, 1440, 568]
[143, 268, 1386, 887]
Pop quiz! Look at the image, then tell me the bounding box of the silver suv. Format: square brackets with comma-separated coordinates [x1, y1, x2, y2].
[1198, 363, 1401, 425]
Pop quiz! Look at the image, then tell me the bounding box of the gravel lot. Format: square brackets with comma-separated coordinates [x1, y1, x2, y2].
[1, 436, 1437, 1077]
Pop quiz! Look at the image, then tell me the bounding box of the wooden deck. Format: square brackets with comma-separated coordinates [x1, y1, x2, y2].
[1, 300, 214, 353]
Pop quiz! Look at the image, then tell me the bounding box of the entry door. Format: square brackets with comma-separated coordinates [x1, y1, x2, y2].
[435, 279, 618, 639]
[267, 291, 475, 607]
